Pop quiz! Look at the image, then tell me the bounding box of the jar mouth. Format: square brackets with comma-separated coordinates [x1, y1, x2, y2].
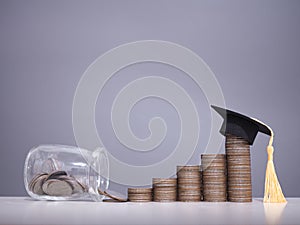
[85, 147, 109, 201]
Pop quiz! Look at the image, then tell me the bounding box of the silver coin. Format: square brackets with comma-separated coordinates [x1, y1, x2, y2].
[29, 173, 47, 192]
[65, 179, 84, 194]
[32, 174, 48, 195]
[46, 170, 68, 180]
[43, 179, 73, 196]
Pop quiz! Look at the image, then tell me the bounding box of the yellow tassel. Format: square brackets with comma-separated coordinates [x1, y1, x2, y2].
[251, 118, 286, 203]
[263, 135, 286, 203]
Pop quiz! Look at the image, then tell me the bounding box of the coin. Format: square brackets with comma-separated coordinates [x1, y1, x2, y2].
[31, 174, 48, 195]
[128, 188, 152, 193]
[153, 178, 177, 185]
[103, 199, 126, 203]
[177, 165, 200, 172]
[63, 178, 85, 194]
[29, 173, 47, 193]
[46, 170, 68, 180]
[98, 189, 127, 202]
[42, 179, 73, 196]
[28, 170, 86, 197]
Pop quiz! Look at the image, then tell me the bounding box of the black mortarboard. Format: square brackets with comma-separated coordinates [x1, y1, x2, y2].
[211, 105, 271, 145]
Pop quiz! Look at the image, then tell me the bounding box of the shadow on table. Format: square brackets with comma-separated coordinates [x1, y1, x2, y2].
[263, 201, 287, 225]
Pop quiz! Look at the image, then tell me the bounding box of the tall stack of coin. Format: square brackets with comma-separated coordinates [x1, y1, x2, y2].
[177, 165, 201, 201]
[226, 134, 252, 202]
[152, 178, 177, 202]
[128, 188, 153, 202]
[201, 154, 227, 202]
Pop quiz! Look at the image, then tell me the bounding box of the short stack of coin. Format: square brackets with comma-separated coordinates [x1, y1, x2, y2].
[153, 178, 177, 202]
[201, 154, 227, 202]
[28, 170, 86, 196]
[128, 188, 153, 202]
[177, 165, 201, 201]
[226, 134, 252, 202]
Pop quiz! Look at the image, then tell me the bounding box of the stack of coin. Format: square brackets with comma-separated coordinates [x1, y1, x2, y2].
[201, 154, 227, 202]
[226, 134, 252, 202]
[177, 165, 201, 201]
[28, 170, 86, 196]
[153, 178, 177, 202]
[128, 188, 153, 202]
[200, 165, 204, 201]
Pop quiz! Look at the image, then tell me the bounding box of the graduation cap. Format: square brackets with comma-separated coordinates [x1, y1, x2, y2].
[211, 105, 271, 145]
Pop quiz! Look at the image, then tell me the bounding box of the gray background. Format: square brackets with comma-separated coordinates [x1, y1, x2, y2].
[0, 0, 299, 197]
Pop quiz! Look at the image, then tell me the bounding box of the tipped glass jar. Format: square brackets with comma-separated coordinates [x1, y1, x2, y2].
[24, 145, 109, 201]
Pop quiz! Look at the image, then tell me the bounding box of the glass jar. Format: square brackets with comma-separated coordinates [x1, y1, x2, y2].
[24, 145, 109, 201]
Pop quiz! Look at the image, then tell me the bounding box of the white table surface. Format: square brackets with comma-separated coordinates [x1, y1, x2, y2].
[0, 197, 299, 225]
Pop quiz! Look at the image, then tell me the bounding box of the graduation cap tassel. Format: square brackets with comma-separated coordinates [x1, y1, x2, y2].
[252, 119, 286, 203]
